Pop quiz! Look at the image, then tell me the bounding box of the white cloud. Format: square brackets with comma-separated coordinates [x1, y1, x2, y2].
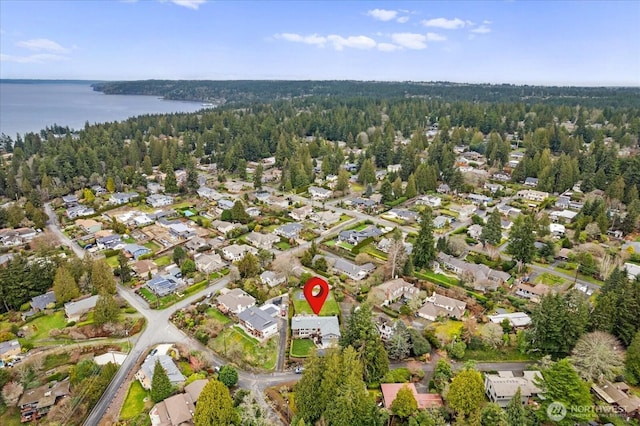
[0, 53, 68, 63]
[159, 0, 206, 9]
[426, 32, 447, 42]
[275, 33, 326, 47]
[367, 9, 398, 21]
[396, 16, 409, 24]
[391, 33, 427, 50]
[483, 20, 492, 25]
[377, 43, 400, 52]
[327, 35, 376, 51]
[471, 25, 491, 34]
[15, 38, 71, 53]
[422, 17, 466, 30]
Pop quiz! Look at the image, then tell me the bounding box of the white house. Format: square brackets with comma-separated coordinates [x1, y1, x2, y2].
[417, 293, 466, 321]
[237, 306, 279, 340]
[260, 270, 286, 287]
[146, 194, 174, 208]
[217, 288, 256, 315]
[308, 186, 332, 200]
[291, 315, 341, 349]
[221, 244, 258, 261]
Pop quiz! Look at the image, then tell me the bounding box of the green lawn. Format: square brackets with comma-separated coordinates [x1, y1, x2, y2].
[154, 255, 172, 267]
[337, 241, 354, 250]
[361, 245, 388, 261]
[292, 289, 340, 316]
[106, 255, 119, 268]
[463, 346, 537, 362]
[534, 272, 566, 287]
[209, 326, 278, 370]
[120, 380, 150, 420]
[25, 311, 67, 342]
[290, 339, 316, 358]
[433, 321, 463, 340]
[143, 241, 161, 252]
[354, 224, 369, 231]
[206, 307, 230, 324]
[43, 352, 70, 370]
[415, 270, 459, 286]
[275, 241, 291, 250]
[122, 236, 136, 244]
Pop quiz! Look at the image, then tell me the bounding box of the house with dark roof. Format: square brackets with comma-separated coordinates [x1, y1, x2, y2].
[308, 186, 332, 200]
[62, 194, 79, 206]
[332, 258, 375, 281]
[18, 380, 70, 423]
[436, 252, 510, 292]
[123, 244, 151, 260]
[0, 339, 21, 361]
[338, 225, 383, 245]
[147, 194, 174, 208]
[146, 275, 182, 297]
[274, 223, 303, 239]
[109, 192, 139, 205]
[592, 380, 640, 422]
[31, 291, 56, 311]
[96, 234, 123, 250]
[64, 295, 100, 322]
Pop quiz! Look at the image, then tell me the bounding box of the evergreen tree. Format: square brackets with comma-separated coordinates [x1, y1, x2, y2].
[52, 266, 79, 303]
[413, 208, 435, 269]
[386, 321, 411, 360]
[446, 368, 485, 421]
[151, 359, 173, 403]
[253, 163, 263, 190]
[357, 158, 376, 186]
[194, 379, 239, 426]
[481, 402, 507, 426]
[534, 359, 595, 425]
[505, 388, 526, 426]
[335, 168, 350, 193]
[391, 385, 418, 419]
[230, 200, 250, 224]
[405, 174, 417, 199]
[626, 330, 640, 385]
[117, 251, 131, 283]
[91, 259, 116, 295]
[481, 209, 502, 246]
[218, 365, 238, 388]
[164, 166, 178, 193]
[94, 294, 119, 326]
[508, 214, 536, 266]
[380, 179, 393, 203]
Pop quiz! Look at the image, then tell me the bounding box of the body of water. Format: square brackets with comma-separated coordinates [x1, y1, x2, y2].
[0, 81, 205, 138]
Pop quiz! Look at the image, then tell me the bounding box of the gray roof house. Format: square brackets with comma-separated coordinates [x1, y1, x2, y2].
[338, 226, 383, 245]
[64, 295, 100, 322]
[291, 315, 341, 349]
[217, 288, 256, 315]
[436, 252, 510, 292]
[237, 306, 279, 340]
[136, 354, 185, 390]
[194, 253, 226, 274]
[417, 293, 466, 321]
[274, 223, 303, 239]
[260, 270, 286, 287]
[332, 258, 375, 281]
[246, 231, 280, 250]
[484, 371, 540, 407]
[123, 243, 152, 260]
[109, 192, 139, 205]
[31, 291, 56, 311]
[146, 275, 182, 297]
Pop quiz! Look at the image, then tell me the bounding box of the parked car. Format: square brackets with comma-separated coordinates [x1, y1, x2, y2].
[295, 366, 304, 374]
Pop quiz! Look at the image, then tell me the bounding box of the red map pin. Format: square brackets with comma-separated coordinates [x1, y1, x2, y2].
[303, 276, 329, 315]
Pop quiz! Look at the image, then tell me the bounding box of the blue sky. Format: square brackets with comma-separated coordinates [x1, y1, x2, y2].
[1, 0, 638, 85]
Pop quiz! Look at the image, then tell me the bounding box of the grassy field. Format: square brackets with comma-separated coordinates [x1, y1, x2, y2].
[415, 270, 459, 286]
[290, 339, 316, 358]
[43, 352, 70, 370]
[361, 244, 388, 261]
[0, 407, 23, 426]
[120, 381, 150, 420]
[292, 289, 340, 316]
[463, 346, 537, 362]
[24, 311, 67, 342]
[209, 326, 278, 370]
[434, 320, 463, 340]
[534, 272, 566, 286]
[275, 241, 291, 250]
[154, 255, 172, 267]
[106, 255, 119, 268]
[206, 307, 230, 324]
[144, 241, 161, 252]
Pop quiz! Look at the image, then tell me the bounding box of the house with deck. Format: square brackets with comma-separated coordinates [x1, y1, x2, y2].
[291, 315, 341, 349]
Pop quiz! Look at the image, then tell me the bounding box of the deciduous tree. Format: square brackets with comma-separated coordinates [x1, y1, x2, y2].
[237, 252, 260, 278]
[391, 385, 418, 419]
[218, 365, 238, 388]
[626, 330, 640, 385]
[570, 331, 625, 382]
[91, 258, 116, 295]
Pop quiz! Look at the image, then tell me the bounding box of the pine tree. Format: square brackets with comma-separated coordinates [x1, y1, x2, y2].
[150, 359, 173, 403]
[508, 214, 536, 266]
[194, 379, 239, 425]
[91, 259, 116, 295]
[481, 209, 502, 246]
[626, 331, 640, 385]
[405, 174, 417, 199]
[357, 158, 376, 186]
[413, 208, 435, 269]
[52, 266, 79, 303]
[93, 294, 119, 326]
[253, 163, 263, 190]
[505, 387, 526, 426]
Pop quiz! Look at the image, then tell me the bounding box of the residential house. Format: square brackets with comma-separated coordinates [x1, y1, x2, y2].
[555, 248, 572, 261]
[260, 270, 286, 287]
[194, 253, 226, 274]
[123, 243, 151, 260]
[147, 182, 164, 195]
[549, 223, 566, 236]
[274, 223, 303, 240]
[377, 238, 413, 255]
[149, 380, 207, 426]
[0, 339, 21, 361]
[351, 197, 378, 210]
[211, 220, 240, 235]
[385, 209, 419, 222]
[217, 288, 256, 315]
[449, 204, 476, 220]
[515, 283, 551, 302]
[310, 210, 341, 227]
[484, 183, 504, 193]
[290, 205, 313, 221]
[436, 253, 510, 292]
[217, 198, 235, 211]
[484, 371, 541, 407]
[185, 236, 208, 252]
[96, 234, 123, 250]
[468, 193, 492, 205]
[417, 292, 466, 321]
[147, 194, 174, 208]
[62, 194, 78, 206]
[437, 183, 450, 194]
[492, 172, 511, 182]
[592, 380, 640, 422]
[168, 223, 196, 239]
[433, 216, 451, 229]
[18, 380, 70, 422]
[222, 244, 258, 262]
[332, 258, 375, 281]
[64, 295, 100, 322]
[246, 231, 280, 250]
[91, 185, 107, 195]
[136, 354, 185, 390]
[237, 306, 279, 340]
[555, 195, 571, 209]
[338, 225, 383, 245]
[488, 312, 531, 328]
[415, 195, 442, 208]
[624, 262, 640, 280]
[246, 206, 260, 217]
[132, 259, 159, 277]
[109, 192, 139, 205]
[381, 383, 443, 410]
[66, 205, 96, 219]
[517, 189, 549, 202]
[524, 177, 538, 187]
[467, 224, 483, 240]
[376, 318, 396, 342]
[265, 195, 289, 209]
[197, 186, 223, 200]
[550, 210, 578, 222]
[309, 186, 332, 200]
[30, 291, 56, 312]
[76, 218, 102, 234]
[387, 164, 402, 173]
[372, 278, 418, 306]
[146, 275, 182, 297]
[291, 315, 341, 349]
